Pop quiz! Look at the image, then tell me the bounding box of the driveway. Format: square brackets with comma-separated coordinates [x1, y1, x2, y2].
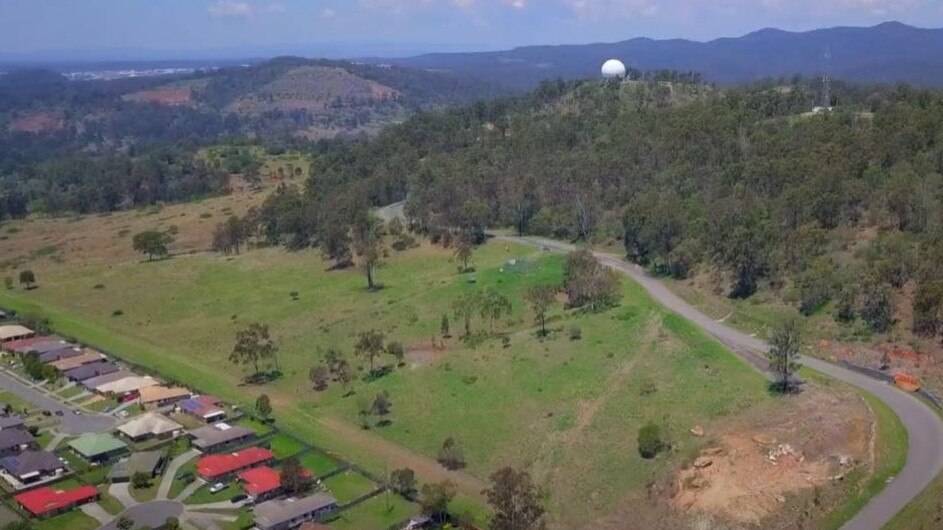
[0, 369, 115, 434]
[157, 449, 200, 500]
[502, 235, 943, 530]
[99, 501, 184, 530]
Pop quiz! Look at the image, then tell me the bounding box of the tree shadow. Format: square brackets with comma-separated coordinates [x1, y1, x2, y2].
[242, 371, 283, 385]
[362, 366, 393, 383]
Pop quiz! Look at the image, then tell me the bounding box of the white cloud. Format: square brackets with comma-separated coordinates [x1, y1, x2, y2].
[206, 1, 287, 17]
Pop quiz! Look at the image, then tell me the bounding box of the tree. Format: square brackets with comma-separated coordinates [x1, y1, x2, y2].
[309, 365, 329, 391]
[132, 231, 172, 261]
[230, 322, 278, 377]
[354, 329, 386, 374]
[440, 314, 451, 338]
[483, 467, 547, 530]
[3, 277, 12, 290]
[319, 223, 352, 269]
[212, 215, 245, 255]
[372, 390, 392, 425]
[454, 235, 473, 272]
[116, 516, 134, 530]
[525, 284, 556, 337]
[452, 292, 481, 338]
[163, 518, 180, 530]
[420, 480, 456, 524]
[131, 471, 151, 490]
[280, 456, 312, 495]
[386, 341, 406, 366]
[336, 359, 354, 396]
[437, 437, 466, 470]
[18, 270, 35, 290]
[480, 289, 512, 333]
[389, 468, 417, 498]
[255, 394, 272, 420]
[861, 281, 893, 333]
[637, 422, 665, 459]
[767, 319, 802, 393]
[353, 214, 384, 290]
[563, 249, 619, 310]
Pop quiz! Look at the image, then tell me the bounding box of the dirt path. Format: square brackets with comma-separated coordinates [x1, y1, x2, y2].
[315, 415, 489, 500]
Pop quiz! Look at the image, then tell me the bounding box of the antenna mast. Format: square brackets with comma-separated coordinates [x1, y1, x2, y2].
[822, 46, 832, 109]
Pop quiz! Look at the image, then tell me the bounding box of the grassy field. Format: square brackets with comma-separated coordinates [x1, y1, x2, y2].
[0, 215, 811, 527]
[33, 510, 98, 530]
[322, 470, 377, 504]
[329, 494, 415, 530]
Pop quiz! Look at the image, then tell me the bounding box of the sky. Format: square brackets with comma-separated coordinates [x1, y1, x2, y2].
[2, 0, 943, 60]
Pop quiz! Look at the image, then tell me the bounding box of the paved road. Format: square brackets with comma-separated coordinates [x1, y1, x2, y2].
[501, 235, 943, 530]
[99, 501, 184, 530]
[0, 369, 115, 434]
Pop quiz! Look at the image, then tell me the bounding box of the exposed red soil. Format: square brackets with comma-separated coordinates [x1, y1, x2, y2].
[8, 110, 65, 134]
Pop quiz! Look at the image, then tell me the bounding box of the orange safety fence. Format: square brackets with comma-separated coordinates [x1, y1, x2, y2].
[894, 372, 921, 392]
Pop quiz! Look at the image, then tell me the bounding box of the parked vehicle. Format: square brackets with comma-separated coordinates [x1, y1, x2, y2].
[209, 482, 226, 493]
[40, 410, 51, 417]
[230, 493, 248, 503]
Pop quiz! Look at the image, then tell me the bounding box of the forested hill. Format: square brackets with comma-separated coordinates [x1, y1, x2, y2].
[387, 22, 943, 90]
[279, 77, 943, 346]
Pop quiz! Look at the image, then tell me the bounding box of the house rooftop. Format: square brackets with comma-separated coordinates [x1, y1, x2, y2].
[62, 360, 117, 381]
[117, 412, 182, 438]
[95, 375, 159, 395]
[189, 422, 255, 450]
[197, 447, 273, 479]
[82, 370, 136, 389]
[15, 485, 97, 516]
[0, 429, 34, 451]
[108, 451, 165, 481]
[253, 494, 338, 528]
[68, 433, 127, 458]
[49, 351, 103, 371]
[0, 450, 64, 478]
[0, 325, 33, 342]
[139, 385, 190, 404]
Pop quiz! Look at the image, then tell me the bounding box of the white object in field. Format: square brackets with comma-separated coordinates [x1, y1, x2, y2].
[601, 59, 627, 79]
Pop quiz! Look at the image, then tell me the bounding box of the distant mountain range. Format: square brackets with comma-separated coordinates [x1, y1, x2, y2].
[385, 22, 943, 89]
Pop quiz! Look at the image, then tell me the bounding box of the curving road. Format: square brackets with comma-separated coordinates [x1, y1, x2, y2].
[500, 235, 943, 530]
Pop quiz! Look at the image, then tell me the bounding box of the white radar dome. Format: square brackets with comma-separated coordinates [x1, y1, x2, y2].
[601, 59, 627, 79]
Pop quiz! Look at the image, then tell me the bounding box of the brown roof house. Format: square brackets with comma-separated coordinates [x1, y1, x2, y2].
[139, 386, 190, 408]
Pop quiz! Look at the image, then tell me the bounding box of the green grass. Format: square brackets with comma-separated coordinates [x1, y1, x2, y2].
[35, 430, 54, 449]
[0, 241, 776, 527]
[322, 471, 378, 505]
[33, 510, 99, 530]
[167, 459, 197, 500]
[298, 450, 341, 477]
[0, 505, 21, 528]
[184, 482, 243, 506]
[236, 417, 272, 436]
[268, 432, 305, 459]
[219, 508, 255, 530]
[328, 494, 415, 530]
[0, 391, 34, 414]
[56, 385, 85, 400]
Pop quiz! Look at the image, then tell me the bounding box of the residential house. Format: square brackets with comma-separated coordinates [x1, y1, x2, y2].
[188, 422, 256, 453]
[67, 433, 128, 464]
[62, 361, 118, 382]
[178, 395, 227, 423]
[0, 325, 34, 343]
[239, 466, 312, 502]
[0, 429, 36, 457]
[116, 412, 182, 442]
[2, 336, 63, 354]
[81, 370, 135, 391]
[15, 485, 98, 517]
[197, 447, 274, 482]
[48, 351, 103, 372]
[139, 386, 190, 408]
[0, 450, 67, 484]
[253, 494, 339, 530]
[0, 416, 26, 431]
[95, 375, 159, 396]
[107, 451, 166, 483]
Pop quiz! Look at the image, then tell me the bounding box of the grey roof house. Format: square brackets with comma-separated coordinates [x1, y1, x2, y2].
[188, 423, 256, 453]
[108, 451, 166, 482]
[0, 416, 25, 431]
[82, 370, 135, 390]
[0, 429, 36, 458]
[63, 361, 118, 382]
[253, 494, 339, 530]
[0, 450, 66, 483]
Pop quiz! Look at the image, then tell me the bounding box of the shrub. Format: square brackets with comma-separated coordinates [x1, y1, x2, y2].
[638, 422, 665, 459]
[3, 277, 12, 290]
[93, 283, 105, 290]
[568, 325, 582, 340]
[112, 309, 124, 317]
[437, 437, 466, 470]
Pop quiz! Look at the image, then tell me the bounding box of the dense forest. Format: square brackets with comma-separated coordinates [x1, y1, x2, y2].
[248, 75, 943, 341]
[0, 57, 499, 218]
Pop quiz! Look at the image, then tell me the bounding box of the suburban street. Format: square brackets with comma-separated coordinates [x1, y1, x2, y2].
[0, 368, 115, 434]
[501, 235, 943, 530]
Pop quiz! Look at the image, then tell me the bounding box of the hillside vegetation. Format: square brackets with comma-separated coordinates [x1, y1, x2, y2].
[238, 77, 943, 387]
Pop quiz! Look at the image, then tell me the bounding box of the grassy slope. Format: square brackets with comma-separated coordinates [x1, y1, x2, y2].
[0, 240, 776, 527]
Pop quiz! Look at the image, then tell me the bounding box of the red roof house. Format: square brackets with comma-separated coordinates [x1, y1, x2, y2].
[238, 466, 312, 499]
[15, 485, 98, 517]
[197, 447, 274, 481]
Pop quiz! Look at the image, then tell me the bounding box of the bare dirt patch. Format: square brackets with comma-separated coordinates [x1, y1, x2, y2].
[124, 87, 193, 106]
[671, 383, 871, 526]
[8, 110, 65, 134]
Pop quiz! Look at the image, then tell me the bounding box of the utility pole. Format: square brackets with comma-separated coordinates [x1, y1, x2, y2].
[822, 46, 832, 109]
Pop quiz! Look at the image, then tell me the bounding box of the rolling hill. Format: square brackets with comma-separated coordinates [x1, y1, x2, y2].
[386, 22, 943, 89]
